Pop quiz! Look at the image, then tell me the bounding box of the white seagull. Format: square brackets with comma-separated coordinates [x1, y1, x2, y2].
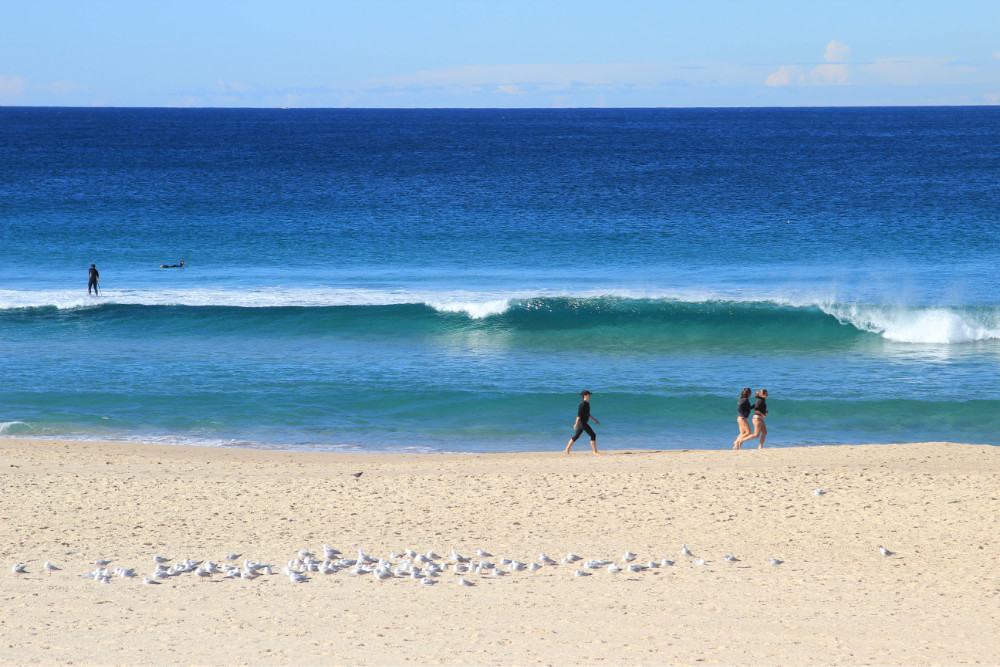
[879, 546, 894, 556]
[12, 563, 27, 574]
[43, 561, 61, 575]
[681, 544, 694, 557]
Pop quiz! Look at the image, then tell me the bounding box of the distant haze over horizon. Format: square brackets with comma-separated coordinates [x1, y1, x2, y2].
[2, 0, 1000, 109]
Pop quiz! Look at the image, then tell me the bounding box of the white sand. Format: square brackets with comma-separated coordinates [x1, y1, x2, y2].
[2, 438, 998, 665]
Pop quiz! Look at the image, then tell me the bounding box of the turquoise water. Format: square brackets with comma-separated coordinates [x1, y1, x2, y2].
[2, 107, 1000, 451]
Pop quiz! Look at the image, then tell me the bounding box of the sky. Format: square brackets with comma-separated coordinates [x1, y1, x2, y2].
[2, 0, 1000, 108]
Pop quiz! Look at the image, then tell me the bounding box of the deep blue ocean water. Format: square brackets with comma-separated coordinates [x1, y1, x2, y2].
[2, 106, 1000, 452]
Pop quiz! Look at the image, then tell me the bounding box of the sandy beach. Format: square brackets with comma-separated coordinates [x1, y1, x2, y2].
[2, 438, 998, 666]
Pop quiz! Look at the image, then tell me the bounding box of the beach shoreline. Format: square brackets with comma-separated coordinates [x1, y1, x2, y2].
[2, 437, 998, 665]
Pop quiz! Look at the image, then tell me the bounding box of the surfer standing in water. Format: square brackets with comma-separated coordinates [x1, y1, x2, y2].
[87, 264, 99, 296]
[734, 389, 768, 449]
[565, 390, 601, 454]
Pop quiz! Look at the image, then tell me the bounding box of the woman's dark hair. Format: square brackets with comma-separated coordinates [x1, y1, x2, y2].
[739, 387, 752, 399]
[756, 389, 768, 398]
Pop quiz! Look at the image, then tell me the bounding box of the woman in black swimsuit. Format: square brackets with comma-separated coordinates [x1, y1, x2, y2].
[735, 389, 768, 449]
[733, 387, 753, 449]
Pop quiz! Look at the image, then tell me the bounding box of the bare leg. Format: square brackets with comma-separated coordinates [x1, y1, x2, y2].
[565, 439, 575, 454]
[758, 421, 767, 448]
[734, 417, 750, 449]
[737, 417, 762, 447]
[590, 440, 601, 455]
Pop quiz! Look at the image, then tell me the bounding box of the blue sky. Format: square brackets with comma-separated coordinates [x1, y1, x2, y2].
[2, 0, 999, 107]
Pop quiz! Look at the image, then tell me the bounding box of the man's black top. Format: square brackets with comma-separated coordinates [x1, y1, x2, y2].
[577, 400, 591, 422]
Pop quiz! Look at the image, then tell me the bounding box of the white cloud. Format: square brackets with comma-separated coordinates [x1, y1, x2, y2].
[494, 83, 522, 95]
[766, 42, 851, 86]
[0, 75, 26, 96]
[824, 40, 851, 63]
[765, 65, 796, 87]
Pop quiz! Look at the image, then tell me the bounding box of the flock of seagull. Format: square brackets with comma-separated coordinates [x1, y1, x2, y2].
[9, 543, 778, 587]
[9, 540, 896, 587]
[10, 489, 898, 587]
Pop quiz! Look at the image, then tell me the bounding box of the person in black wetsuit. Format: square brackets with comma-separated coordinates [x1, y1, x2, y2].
[565, 390, 601, 454]
[733, 387, 753, 449]
[87, 264, 99, 296]
[735, 389, 769, 449]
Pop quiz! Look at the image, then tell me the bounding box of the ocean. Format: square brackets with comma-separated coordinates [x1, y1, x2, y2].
[2, 106, 999, 452]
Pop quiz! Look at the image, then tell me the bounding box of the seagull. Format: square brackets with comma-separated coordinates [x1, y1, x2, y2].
[12, 563, 27, 574]
[117, 568, 138, 579]
[539, 554, 556, 565]
[426, 551, 440, 560]
[681, 544, 694, 557]
[574, 570, 591, 577]
[566, 553, 582, 562]
[626, 564, 645, 573]
[374, 569, 393, 583]
[607, 563, 622, 574]
[43, 561, 61, 576]
[288, 572, 309, 583]
[351, 472, 363, 478]
[661, 559, 675, 567]
[814, 489, 826, 496]
[692, 559, 707, 566]
[622, 551, 637, 562]
[646, 561, 659, 568]
[420, 577, 436, 585]
[770, 558, 784, 565]
[450, 550, 470, 563]
[142, 576, 161, 585]
[879, 546, 894, 556]
[225, 553, 242, 561]
[153, 555, 171, 564]
[509, 560, 526, 571]
[195, 568, 212, 582]
[94, 559, 112, 567]
[457, 577, 475, 586]
[476, 549, 493, 558]
[298, 550, 315, 559]
[528, 562, 542, 571]
[724, 555, 740, 563]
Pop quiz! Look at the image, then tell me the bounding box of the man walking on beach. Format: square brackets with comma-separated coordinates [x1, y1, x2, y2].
[87, 264, 100, 296]
[565, 390, 601, 454]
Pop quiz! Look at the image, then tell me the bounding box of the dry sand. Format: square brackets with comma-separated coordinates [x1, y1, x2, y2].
[1, 438, 998, 666]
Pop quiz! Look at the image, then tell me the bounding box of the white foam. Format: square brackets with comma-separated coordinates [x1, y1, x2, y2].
[0, 421, 29, 435]
[823, 303, 1000, 344]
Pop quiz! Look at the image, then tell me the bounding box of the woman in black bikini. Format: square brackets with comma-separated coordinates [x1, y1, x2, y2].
[733, 387, 753, 449]
[735, 389, 768, 449]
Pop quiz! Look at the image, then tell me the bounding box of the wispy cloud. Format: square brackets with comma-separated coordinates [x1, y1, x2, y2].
[0, 75, 27, 97]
